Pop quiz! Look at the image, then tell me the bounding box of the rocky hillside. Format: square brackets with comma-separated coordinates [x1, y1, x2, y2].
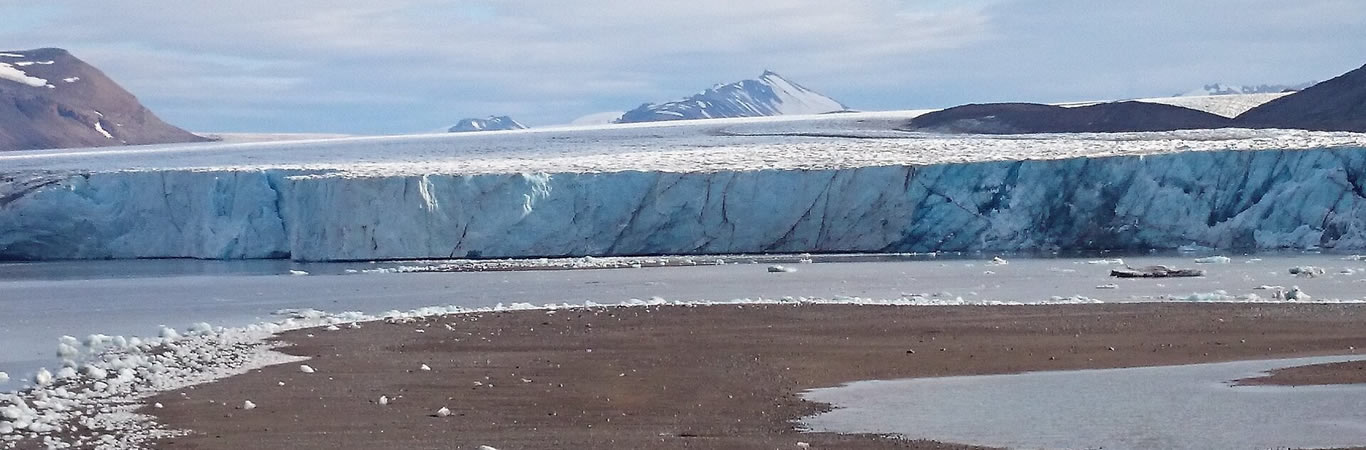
[1235, 63, 1366, 132]
[0, 48, 207, 151]
[905, 101, 1233, 134]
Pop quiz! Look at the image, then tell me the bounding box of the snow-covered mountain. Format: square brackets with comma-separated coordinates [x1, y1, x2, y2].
[1180, 82, 1314, 97]
[0, 48, 206, 151]
[615, 71, 848, 123]
[447, 116, 527, 133]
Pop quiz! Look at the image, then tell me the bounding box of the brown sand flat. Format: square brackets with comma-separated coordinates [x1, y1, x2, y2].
[147, 303, 1366, 450]
[1239, 360, 1366, 386]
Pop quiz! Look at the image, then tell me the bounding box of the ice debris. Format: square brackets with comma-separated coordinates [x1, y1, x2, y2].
[767, 265, 797, 273]
[241, 400, 256, 410]
[299, 365, 315, 374]
[435, 407, 452, 417]
[33, 369, 52, 386]
[1289, 266, 1326, 277]
[1193, 256, 1231, 264]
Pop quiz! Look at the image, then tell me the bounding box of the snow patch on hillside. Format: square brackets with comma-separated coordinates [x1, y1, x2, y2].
[1138, 93, 1292, 118]
[1057, 93, 1289, 118]
[0, 62, 47, 87]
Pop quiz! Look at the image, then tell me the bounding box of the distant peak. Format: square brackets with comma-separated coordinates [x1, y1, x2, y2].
[614, 71, 846, 123]
[760, 70, 783, 79]
[447, 115, 527, 133]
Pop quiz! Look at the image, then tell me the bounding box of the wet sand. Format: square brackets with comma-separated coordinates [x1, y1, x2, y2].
[1239, 359, 1366, 386]
[147, 303, 1366, 449]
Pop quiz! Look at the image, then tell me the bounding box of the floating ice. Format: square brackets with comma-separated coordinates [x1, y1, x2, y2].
[419, 364, 431, 371]
[1289, 266, 1326, 277]
[1194, 256, 1231, 264]
[378, 395, 388, 405]
[435, 406, 451, 417]
[767, 265, 796, 273]
[298, 365, 315, 374]
[241, 400, 256, 410]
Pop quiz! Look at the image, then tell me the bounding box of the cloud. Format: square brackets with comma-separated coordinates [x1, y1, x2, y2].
[0, 0, 993, 132]
[0, 0, 1362, 133]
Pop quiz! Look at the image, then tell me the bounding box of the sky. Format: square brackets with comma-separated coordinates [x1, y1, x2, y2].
[2, 0, 1364, 134]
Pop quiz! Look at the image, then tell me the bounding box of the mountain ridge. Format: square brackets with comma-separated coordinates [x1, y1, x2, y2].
[0, 47, 207, 151]
[615, 71, 848, 123]
[447, 115, 527, 133]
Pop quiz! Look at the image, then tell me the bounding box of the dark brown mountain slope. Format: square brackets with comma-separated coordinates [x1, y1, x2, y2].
[0, 47, 207, 151]
[904, 101, 1234, 134]
[1235, 63, 1366, 132]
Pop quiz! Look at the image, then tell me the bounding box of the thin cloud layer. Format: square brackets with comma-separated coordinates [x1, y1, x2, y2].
[0, 0, 1361, 133]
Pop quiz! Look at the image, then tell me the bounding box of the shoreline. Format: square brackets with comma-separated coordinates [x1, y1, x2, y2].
[133, 302, 1366, 449]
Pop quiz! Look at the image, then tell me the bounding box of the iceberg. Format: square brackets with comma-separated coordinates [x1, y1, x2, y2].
[3, 114, 1366, 261]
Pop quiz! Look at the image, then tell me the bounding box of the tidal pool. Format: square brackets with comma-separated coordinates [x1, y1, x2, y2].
[802, 355, 1366, 450]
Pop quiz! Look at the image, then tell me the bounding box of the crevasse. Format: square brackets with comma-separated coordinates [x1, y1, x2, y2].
[3, 148, 1366, 261]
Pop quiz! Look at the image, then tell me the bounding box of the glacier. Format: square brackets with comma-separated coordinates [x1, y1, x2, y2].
[3, 112, 1366, 261]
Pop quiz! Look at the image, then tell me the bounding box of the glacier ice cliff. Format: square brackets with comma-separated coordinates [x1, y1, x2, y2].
[5, 146, 1366, 261]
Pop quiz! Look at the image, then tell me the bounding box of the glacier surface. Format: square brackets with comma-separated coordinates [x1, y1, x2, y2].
[3, 112, 1366, 261]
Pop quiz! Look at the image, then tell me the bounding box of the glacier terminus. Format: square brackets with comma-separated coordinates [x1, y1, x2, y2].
[4, 112, 1366, 262]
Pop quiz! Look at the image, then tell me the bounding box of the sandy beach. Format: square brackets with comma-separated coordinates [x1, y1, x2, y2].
[128, 303, 1366, 449]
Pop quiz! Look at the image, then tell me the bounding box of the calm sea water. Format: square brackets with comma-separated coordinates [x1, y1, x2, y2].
[3, 252, 1364, 389]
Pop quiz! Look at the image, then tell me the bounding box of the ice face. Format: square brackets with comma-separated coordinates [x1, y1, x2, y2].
[4, 146, 1366, 261]
[3, 117, 1366, 261]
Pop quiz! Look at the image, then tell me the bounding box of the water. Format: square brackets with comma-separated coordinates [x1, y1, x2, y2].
[802, 355, 1366, 450]
[2, 252, 1365, 390]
